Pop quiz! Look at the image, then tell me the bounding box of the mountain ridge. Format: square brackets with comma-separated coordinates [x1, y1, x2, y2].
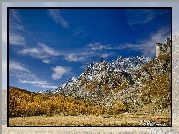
[10, 38, 171, 118]
[45, 38, 171, 114]
[50, 55, 151, 95]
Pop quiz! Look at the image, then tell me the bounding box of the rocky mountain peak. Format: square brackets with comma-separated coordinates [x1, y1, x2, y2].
[52, 55, 151, 98]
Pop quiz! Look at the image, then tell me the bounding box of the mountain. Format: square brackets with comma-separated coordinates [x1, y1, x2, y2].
[34, 37, 171, 116]
[111, 56, 151, 72]
[9, 38, 171, 120]
[121, 54, 171, 112]
[50, 38, 171, 114]
[54, 56, 150, 99]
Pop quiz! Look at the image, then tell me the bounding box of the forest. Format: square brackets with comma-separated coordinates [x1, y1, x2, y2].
[9, 86, 127, 118]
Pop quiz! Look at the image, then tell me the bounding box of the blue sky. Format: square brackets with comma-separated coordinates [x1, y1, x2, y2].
[9, 8, 171, 92]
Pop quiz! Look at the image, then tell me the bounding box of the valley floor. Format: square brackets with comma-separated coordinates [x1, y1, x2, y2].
[9, 113, 171, 126]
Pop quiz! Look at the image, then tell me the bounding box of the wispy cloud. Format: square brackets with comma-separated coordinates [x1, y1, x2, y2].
[42, 59, 50, 64]
[86, 42, 111, 51]
[9, 9, 26, 45]
[101, 53, 112, 58]
[9, 9, 24, 30]
[51, 66, 71, 80]
[9, 33, 25, 45]
[72, 28, 83, 36]
[116, 27, 171, 58]
[10, 60, 57, 89]
[81, 27, 170, 60]
[10, 9, 21, 24]
[126, 9, 168, 26]
[10, 61, 29, 72]
[39, 43, 59, 56]
[64, 54, 85, 62]
[18, 42, 88, 63]
[138, 27, 171, 58]
[19, 79, 58, 89]
[71, 27, 86, 38]
[19, 42, 59, 63]
[63, 51, 112, 63]
[48, 9, 69, 28]
[62, 43, 114, 63]
[127, 10, 152, 26]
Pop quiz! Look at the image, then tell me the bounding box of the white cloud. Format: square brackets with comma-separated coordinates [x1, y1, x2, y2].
[62, 45, 114, 63]
[10, 9, 21, 23]
[9, 61, 31, 80]
[19, 42, 92, 63]
[19, 42, 59, 63]
[65, 54, 85, 62]
[21, 47, 37, 54]
[140, 28, 170, 57]
[71, 27, 86, 38]
[51, 66, 71, 80]
[42, 59, 50, 64]
[38, 43, 58, 56]
[9, 9, 25, 32]
[10, 60, 57, 89]
[10, 61, 29, 72]
[73, 30, 83, 36]
[86, 42, 111, 51]
[129, 2, 178, 36]
[9, 34, 25, 45]
[48, 9, 69, 28]
[117, 28, 171, 58]
[19, 79, 58, 89]
[8, 9, 26, 46]
[126, 9, 168, 26]
[101, 53, 111, 58]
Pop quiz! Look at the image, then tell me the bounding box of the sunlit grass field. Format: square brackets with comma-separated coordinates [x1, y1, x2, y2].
[9, 113, 171, 126]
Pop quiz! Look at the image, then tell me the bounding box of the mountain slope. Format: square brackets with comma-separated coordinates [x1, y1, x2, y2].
[53, 40, 171, 114]
[55, 56, 150, 100]
[120, 54, 171, 114]
[9, 53, 171, 122]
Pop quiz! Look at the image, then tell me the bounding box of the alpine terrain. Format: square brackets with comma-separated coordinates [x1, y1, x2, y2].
[9, 38, 171, 126]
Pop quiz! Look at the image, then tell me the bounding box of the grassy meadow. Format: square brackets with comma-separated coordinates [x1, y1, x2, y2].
[9, 113, 171, 126]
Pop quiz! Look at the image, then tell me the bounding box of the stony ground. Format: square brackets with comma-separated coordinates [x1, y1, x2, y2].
[9, 113, 171, 126]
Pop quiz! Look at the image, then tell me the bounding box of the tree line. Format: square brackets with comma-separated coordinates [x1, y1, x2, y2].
[9, 86, 127, 117]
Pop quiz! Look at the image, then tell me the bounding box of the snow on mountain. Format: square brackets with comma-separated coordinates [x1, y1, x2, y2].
[111, 56, 151, 72]
[53, 56, 151, 95]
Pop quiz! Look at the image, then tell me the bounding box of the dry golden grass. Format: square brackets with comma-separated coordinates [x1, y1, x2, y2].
[9, 113, 171, 126]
